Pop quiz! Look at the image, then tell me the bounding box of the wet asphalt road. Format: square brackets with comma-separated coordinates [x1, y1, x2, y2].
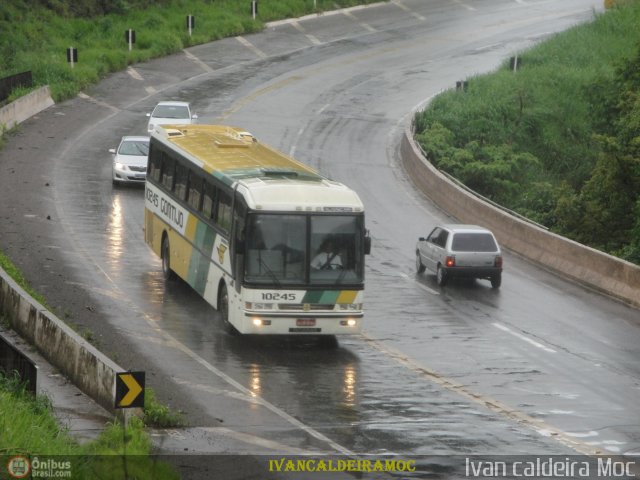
[2, 0, 640, 470]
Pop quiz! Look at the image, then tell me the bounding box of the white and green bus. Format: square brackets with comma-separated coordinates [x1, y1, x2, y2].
[144, 124, 371, 335]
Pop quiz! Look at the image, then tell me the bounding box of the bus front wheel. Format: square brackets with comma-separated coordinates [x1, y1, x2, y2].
[161, 236, 176, 281]
[218, 283, 237, 335]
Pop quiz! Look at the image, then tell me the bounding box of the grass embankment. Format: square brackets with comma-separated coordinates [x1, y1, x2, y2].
[0, 0, 379, 103]
[0, 373, 180, 478]
[414, 1, 640, 264]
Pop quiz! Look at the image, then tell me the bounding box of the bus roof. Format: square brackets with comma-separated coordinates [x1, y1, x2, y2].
[152, 124, 364, 212]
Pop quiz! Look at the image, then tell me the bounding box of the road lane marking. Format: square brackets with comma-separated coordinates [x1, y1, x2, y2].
[451, 0, 476, 11]
[236, 35, 267, 58]
[291, 21, 322, 45]
[183, 49, 214, 73]
[199, 427, 325, 454]
[493, 322, 557, 353]
[391, 0, 426, 21]
[361, 333, 602, 456]
[342, 10, 377, 33]
[126, 66, 144, 81]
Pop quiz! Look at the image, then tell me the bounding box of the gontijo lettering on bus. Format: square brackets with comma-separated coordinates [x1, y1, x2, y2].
[146, 183, 187, 236]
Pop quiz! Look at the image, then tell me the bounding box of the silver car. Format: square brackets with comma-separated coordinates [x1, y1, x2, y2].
[110, 136, 149, 185]
[146, 100, 197, 133]
[416, 224, 503, 288]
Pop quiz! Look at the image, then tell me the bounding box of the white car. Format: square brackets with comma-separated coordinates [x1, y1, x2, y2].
[146, 101, 197, 133]
[416, 224, 503, 288]
[110, 136, 149, 186]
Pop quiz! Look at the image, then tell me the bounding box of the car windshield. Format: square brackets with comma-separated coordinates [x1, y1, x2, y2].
[244, 213, 364, 286]
[451, 232, 498, 252]
[118, 140, 149, 156]
[152, 105, 190, 119]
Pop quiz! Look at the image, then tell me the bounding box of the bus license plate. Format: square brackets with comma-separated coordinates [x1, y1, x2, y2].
[296, 319, 316, 327]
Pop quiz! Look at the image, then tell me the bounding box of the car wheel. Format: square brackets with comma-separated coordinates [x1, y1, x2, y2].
[218, 283, 237, 335]
[436, 265, 448, 286]
[491, 272, 502, 289]
[161, 236, 176, 281]
[416, 251, 426, 274]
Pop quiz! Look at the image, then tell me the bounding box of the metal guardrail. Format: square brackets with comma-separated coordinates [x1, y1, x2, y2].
[0, 71, 33, 102]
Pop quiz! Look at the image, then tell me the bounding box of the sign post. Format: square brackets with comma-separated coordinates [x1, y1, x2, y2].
[186, 15, 195, 36]
[66, 47, 78, 69]
[125, 29, 136, 52]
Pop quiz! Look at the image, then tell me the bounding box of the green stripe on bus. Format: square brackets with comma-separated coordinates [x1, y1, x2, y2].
[188, 221, 216, 295]
[302, 290, 340, 304]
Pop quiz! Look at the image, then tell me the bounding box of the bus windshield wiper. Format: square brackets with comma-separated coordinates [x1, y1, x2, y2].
[258, 256, 281, 288]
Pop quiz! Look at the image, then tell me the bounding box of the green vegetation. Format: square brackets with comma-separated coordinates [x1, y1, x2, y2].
[414, 1, 640, 264]
[143, 388, 184, 428]
[0, 372, 179, 478]
[0, 0, 379, 102]
[0, 251, 49, 307]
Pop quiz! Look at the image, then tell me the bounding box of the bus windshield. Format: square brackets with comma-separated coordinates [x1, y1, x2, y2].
[244, 213, 364, 286]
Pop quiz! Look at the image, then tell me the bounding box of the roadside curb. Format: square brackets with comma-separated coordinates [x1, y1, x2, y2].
[0, 86, 54, 130]
[401, 122, 640, 309]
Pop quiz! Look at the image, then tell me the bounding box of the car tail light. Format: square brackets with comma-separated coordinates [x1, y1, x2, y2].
[495, 255, 503, 268]
[445, 255, 455, 267]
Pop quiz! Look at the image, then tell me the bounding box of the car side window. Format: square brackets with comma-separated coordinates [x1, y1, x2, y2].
[438, 230, 449, 248]
[427, 228, 441, 244]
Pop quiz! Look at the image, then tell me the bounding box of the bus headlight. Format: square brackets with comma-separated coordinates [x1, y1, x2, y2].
[252, 317, 271, 327]
[340, 319, 357, 327]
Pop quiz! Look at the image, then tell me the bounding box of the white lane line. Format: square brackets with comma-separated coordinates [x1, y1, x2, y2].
[451, 0, 476, 11]
[145, 86, 157, 95]
[236, 35, 267, 58]
[199, 427, 324, 454]
[343, 10, 377, 33]
[391, 0, 426, 21]
[77, 92, 120, 113]
[291, 21, 322, 45]
[126, 66, 144, 81]
[183, 49, 214, 73]
[493, 323, 557, 353]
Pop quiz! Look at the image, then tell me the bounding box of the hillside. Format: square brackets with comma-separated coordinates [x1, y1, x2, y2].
[414, 1, 640, 265]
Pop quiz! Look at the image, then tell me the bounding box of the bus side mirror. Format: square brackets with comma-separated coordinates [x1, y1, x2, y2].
[364, 232, 371, 255]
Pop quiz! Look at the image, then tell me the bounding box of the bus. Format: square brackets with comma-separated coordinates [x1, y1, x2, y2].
[144, 124, 371, 335]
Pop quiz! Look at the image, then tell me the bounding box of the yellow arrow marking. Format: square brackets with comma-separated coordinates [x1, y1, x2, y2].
[118, 374, 143, 407]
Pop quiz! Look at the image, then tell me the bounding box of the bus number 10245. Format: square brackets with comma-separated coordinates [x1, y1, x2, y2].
[261, 292, 296, 301]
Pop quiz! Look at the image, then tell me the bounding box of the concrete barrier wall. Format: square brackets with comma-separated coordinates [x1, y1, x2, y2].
[401, 124, 640, 309]
[0, 86, 54, 130]
[0, 267, 121, 413]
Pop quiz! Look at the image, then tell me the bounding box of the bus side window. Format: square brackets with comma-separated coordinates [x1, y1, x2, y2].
[202, 181, 216, 220]
[148, 145, 161, 182]
[161, 155, 175, 191]
[174, 163, 188, 201]
[188, 172, 203, 211]
[217, 190, 232, 232]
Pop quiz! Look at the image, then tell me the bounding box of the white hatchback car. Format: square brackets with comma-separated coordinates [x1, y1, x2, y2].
[416, 224, 503, 288]
[146, 101, 197, 133]
[110, 136, 149, 186]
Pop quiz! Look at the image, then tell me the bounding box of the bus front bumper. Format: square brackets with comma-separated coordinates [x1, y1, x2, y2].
[241, 312, 363, 335]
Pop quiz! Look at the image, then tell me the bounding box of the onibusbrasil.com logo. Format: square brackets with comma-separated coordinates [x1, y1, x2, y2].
[6, 456, 72, 478]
